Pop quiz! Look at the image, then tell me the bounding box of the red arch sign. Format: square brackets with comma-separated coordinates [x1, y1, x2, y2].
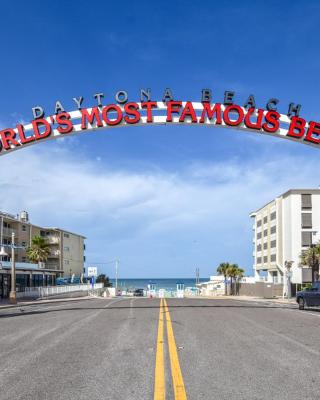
[0, 89, 318, 156]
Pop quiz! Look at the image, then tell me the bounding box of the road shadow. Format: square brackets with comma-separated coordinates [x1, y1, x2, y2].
[0, 302, 298, 319]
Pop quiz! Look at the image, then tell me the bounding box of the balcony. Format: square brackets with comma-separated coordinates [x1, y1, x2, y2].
[47, 236, 60, 244]
[49, 249, 60, 258]
[2, 227, 18, 237]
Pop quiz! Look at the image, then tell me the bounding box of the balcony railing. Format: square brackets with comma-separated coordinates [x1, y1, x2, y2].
[48, 249, 60, 258]
[47, 236, 60, 244]
[2, 227, 18, 237]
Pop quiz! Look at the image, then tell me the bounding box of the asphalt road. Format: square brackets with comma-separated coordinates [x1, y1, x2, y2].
[0, 297, 320, 400]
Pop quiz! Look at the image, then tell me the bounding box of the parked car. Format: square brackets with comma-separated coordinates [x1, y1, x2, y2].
[134, 288, 144, 297]
[296, 281, 320, 309]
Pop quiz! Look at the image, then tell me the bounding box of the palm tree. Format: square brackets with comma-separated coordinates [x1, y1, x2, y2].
[217, 262, 230, 295]
[227, 264, 244, 295]
[27, 236, 51, 268]
[300, 244, 320, 282]
[234, 267, 245, 295]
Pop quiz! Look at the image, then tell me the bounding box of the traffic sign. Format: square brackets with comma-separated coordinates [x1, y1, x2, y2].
[88, 267, 98, 277]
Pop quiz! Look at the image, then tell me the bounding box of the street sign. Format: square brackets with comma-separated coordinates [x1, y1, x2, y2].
[87, 267, 98, 277]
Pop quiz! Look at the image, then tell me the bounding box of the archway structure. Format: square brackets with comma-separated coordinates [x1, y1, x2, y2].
[0, 101, 319, 156]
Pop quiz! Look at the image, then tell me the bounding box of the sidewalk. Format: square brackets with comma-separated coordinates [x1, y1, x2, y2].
[0, 296, 96, 309]
[230, 295, 296, 305]
[186, 295, 297, 305]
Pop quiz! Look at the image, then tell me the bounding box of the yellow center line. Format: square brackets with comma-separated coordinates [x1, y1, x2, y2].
[154, 298, 165, 400]
[164, 298, 187, 400]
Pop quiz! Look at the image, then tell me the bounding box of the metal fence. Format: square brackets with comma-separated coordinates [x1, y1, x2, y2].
[16, 283, 104, 299]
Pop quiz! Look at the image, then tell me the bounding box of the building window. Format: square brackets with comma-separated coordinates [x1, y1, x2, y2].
[270, 212, 276, 221]
[271, 240, 276, 248]
[263, 216, 268, 224]
[64, 233, 69, 238]
[263, 256, 268, 263]
[270, 226, 276, 234]
[270, 254, 276, 262]
[257, 220, 262, 227]
[22, 225, 26, 232]
[257, 232, 262, 239]
[40, 230, 46, 237]
[21, 241, 26, 247]
[22, 257, 26, 262]
[301, 213, 312, 229]
[257, 244, 262, 252]
[64, 260, 70, 265]
[257, 257, 262, 264]
[83, 243, 86, 250]
[301, 231, 312, 247]
[301, 194, 312, 209]
[64, 246, 70, 251]
[263, 242, 267, 250]
[263, 229, 268, 237]
[83, 255, 86, 262]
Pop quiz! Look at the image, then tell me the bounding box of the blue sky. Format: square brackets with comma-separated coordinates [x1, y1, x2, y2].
[1, 1, 320, 278]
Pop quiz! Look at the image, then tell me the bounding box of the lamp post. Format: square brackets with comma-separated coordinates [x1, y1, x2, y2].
[9, 232, 17, 304]
[1, 233, 26, 302]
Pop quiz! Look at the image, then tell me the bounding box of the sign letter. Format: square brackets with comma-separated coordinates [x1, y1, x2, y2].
[32, 106, 44, 119]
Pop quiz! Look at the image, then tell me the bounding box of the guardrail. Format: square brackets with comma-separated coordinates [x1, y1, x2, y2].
[16, 283, 104, 299]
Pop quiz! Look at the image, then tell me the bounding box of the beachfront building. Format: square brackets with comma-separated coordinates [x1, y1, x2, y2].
[0, 210, 85, 298]
[197, 275, 226, 296]
[250, 189, 320, 285]
[197, 275, 256, 296]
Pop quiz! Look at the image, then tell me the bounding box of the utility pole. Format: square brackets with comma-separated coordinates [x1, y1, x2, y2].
[115, 259, 119, 292]
[195, 267, 200, 295]
[196, 267, 200, 285]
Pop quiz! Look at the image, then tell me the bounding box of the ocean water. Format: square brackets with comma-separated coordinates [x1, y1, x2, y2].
[109, 278, 209, 291]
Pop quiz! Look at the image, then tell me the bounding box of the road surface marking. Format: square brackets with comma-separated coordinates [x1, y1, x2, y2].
[164, 299, 187, 400]
[154, 298, 165, 400]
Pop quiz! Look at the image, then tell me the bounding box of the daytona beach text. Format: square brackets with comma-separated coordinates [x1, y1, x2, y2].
[0, 89, 320, 153]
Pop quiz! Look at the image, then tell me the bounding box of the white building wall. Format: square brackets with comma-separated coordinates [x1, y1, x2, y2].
[252, 189, 320, 285]
[62, 232, 84, 277]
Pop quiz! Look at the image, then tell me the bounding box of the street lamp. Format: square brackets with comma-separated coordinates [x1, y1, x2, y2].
[0, 246, 8, 271]
[9, 232, 17, 304]
[0, 246, 7, 257]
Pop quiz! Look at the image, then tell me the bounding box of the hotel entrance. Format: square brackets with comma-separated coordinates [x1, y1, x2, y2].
[0, 273, 10, 299]
[0, 271, 56, 299]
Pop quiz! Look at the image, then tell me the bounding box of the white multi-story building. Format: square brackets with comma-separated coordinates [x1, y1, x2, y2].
[250, 189, 320, 284]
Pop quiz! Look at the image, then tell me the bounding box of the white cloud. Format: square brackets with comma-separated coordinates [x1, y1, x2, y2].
[0, 145, 319, 277]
